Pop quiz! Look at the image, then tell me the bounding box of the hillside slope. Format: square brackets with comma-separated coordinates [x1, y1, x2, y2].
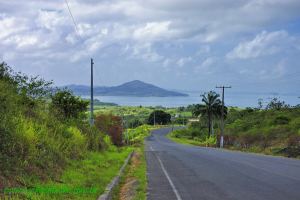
[65, 80, 188, 97]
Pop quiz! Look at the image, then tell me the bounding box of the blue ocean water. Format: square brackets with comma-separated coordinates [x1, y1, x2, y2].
[83, 91, 299, 108]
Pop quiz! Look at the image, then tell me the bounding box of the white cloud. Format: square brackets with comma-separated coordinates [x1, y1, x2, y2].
[201, 57, 216, 68]
[176, 57, 192, 67]
[35, 9, 67, 31]
[1, 0, 300, 93]
[133, 21, 174, 41]
[226, 30, 290, 59]
[0, 15, 27, 40]
[130, 43, 164, 62]
[3, 35, 38, 49]
[194, 57, 216, 74]
[163, 58, 171, 68]
[196, 45, 211, 56]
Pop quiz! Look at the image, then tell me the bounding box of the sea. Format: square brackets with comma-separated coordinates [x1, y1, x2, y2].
[83, 91, 300, 108]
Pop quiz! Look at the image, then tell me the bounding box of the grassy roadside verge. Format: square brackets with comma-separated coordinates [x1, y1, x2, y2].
[167, 131, 300, 158]
[4, 147, 133, 200]
[111, 125, 155, 200]
[166, 134, 202, 147]
[112, 145, 147, 200]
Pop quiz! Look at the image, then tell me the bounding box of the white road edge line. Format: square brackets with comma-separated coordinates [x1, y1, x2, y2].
[151, 145, 183, 200]
[149, 145, 154, 151]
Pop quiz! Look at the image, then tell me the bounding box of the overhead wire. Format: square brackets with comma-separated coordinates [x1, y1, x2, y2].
[64, 0, 81, 37]
[64, 0, 104, 87]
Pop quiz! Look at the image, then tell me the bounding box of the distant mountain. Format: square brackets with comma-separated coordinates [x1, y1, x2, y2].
[65, 80, 188, 97]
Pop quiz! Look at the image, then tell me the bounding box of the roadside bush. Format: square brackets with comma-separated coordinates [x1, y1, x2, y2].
[95, 114, 123, 146]
[63, 127, 87, 159]
[50, 90, 88, 120]
[170, 127, 208, 140]
[222, 107, 300, 157]
[290, 117, 300, 131]
[173, 117, 188, 125]
[0, 63, 108, 186]
[273, 116, 290, 125]
[109, 124, 123, 146]
[77, 123, 107, 151]
[127, 118, 143, 128]
[124, 125, 151, 144]
[195, 136, 217, 147]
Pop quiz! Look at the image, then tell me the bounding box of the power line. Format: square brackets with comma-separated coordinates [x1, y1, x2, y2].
[64, 0, 80, 37]
[64, 0, 95, 126]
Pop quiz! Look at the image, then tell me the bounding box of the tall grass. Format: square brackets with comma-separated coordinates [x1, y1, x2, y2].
[0, 64, 107, 188]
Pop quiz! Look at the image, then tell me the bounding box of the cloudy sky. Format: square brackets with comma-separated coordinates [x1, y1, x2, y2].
[1, 0, 300, 94]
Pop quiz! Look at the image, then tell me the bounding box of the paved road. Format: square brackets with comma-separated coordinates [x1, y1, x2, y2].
[145, 128, 300, 200]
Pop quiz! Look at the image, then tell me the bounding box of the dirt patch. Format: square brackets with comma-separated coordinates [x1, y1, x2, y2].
[119, 178, 139, 200]
[130, 152, 141, 171]
[119, 152, 141, 200]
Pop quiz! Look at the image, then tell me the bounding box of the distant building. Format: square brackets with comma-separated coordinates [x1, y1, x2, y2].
[188, 118, 199, 122]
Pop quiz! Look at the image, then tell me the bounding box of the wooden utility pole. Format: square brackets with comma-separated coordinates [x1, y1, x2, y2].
[154, 111, 156, 126]
[216, 85, 231, 148]
[90, 58, 94, 126]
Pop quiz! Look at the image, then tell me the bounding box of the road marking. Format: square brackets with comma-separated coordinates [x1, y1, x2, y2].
[155, 153, 183, 200]
[149, 145, 154, 151]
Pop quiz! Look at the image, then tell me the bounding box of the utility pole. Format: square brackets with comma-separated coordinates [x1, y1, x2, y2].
[216, 85, 231, 148]
[90, 58, 94, 126]
[154, 111, 156, 126]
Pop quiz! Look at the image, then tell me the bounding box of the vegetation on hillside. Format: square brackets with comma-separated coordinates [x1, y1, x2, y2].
[224, 106, 300, 157]
[0, 63, 150, 200]
[0, 62, 108, 188]
[169, 91, 300, 158]
[93, 106, 191, 128]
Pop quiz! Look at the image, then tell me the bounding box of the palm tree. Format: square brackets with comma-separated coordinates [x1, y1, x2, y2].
[193, 91, 222, 137]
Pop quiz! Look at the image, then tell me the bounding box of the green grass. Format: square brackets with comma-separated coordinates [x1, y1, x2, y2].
[112, 145, 147, 200]
[4, 147, 133, 200]
[130, 146, 147, 200]
[111, 125, 153, 200]
[166, 134, 202, 146]
[92, 106, 192, 121]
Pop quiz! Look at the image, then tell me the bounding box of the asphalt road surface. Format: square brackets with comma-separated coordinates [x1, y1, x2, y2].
[145, 127, 300, 200]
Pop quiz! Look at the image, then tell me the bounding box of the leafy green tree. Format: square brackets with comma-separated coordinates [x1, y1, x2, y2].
[148, 110, 171, 125]
[1, 62, 53, 118]
[266, 98, 289, 110]
[257, 98, 264, 109]
[51, 90, 88, 119]
[1, 62, 53, 99]
[192, 91, 223, 137]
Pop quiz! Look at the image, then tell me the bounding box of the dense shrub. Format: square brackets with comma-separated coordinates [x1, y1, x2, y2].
[266, 98, 289, 110]
[223, 107, 300, 157]
[170, 128, 216, 147]
[51, 90, 88, 120]
[0, 63, 107, 186]
[171, 121, 210, 141]
[173, 117, 188, 125]
[123, 125, 151, 145]
[127, 118, 143, 128]
[273, 116, 290, 125]
[95, 114, 123, 146]
[171, 105, 300, 157]
[148, 110, 171, 125]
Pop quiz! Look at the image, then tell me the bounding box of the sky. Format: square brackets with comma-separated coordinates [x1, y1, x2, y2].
[0, 0, 300, 95]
